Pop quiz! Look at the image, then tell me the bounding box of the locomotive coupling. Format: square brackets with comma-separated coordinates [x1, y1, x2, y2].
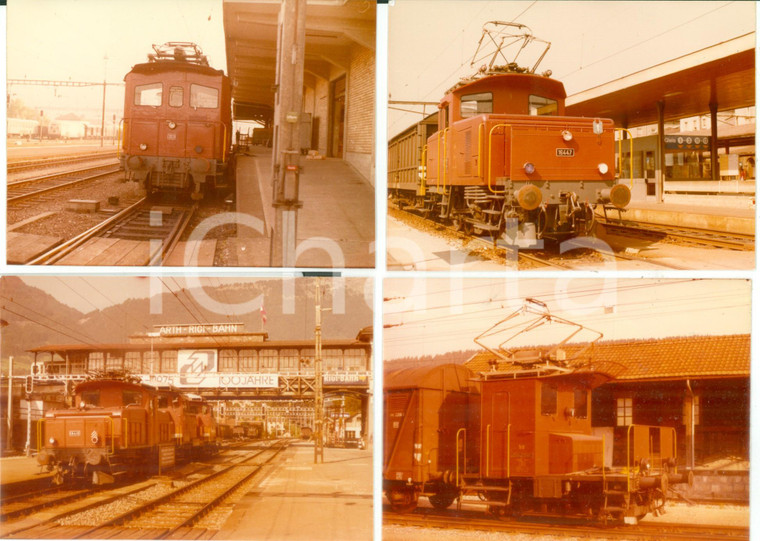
[516, 184, 543, 210]
[598, 184, 631, 209]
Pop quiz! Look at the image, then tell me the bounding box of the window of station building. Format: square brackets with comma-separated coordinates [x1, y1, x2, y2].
[190, 84, 218, 109]
[70, 353, 86, 375]
[124, 352, 142, 373]
[134, 82, 162, 106]
[88, 352, 105, 372]
[219, 349, 238, 372]
[239, 350, 257, 372]
[161, 350, 178, 373]
[540, 382, 558, 415]
[460, 92, 493, 118]
[574, 388, 588, 419]
[106, 352, 123, 371]
[344, 349, 366, 371]
[323, 349, 344, 371]
[143, 351, 159, 374]
[280, 349, 299, 373]
[529, 95, 558, 116]
[259, 350, 278, 372]
[616, 397, 633, 426]
[169, 86, 183, 107]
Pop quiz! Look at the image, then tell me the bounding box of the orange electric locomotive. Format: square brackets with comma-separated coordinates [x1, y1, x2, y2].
[37, 378, 219, 485]
[383, 300, 692, 524]
[121, 42, 233, 200]
[388, 22, 631, 243]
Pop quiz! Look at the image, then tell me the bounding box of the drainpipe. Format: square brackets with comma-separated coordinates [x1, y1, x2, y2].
[685, 379, 695, 469]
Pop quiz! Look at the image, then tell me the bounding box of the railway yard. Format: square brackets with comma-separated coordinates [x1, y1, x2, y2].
[0, 440, 372, 540]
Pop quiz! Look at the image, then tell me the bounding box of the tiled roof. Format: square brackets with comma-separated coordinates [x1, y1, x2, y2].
[464, 334, 750, 381]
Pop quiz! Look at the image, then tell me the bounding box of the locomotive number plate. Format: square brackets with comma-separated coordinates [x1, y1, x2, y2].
[556, 148, 575, 157]
[167, 133, 177, 140]
[68, 430, 81, 437]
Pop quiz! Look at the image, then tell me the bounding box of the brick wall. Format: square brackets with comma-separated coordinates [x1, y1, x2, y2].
[678, 470, 749, 502]
[345, 46, 375, 185]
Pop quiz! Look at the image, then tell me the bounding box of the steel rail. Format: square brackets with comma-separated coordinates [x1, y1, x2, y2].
[7, 151, 118, 173]
[8, 164, 120, 203]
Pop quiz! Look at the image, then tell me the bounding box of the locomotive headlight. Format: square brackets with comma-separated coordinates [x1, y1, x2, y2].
[139, 143, 148, 151]
[561, 130, 573, 142]
[523, 162, 536, 175]
[168, 121, 177, 130]
[195, 145, 204, 154]
[48, 437, 56, 446]
[597, 162, 609, 174]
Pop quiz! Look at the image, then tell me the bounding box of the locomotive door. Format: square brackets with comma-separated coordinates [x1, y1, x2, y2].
[488, 391, 510, 477]
[160, 85, 187, 158]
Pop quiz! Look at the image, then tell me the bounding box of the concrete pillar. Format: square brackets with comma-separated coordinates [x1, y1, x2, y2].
[272, 0, 306, 267]
[710, 102, 719, 180]
[656, 101, 665, 203]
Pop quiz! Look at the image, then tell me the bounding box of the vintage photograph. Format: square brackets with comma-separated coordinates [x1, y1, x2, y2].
[386, 1, 755, 271]
[7, 0, 375, 267]
[0, 275, 373, 539]
[383, 277, 750, 538]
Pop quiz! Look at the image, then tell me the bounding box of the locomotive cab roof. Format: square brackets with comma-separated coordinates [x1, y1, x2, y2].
[384, 363, 476, 392]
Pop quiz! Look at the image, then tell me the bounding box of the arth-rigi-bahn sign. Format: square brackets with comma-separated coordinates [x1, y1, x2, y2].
[140, 348, 280, 388]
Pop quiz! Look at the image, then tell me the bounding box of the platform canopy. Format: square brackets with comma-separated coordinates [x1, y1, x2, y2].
[223, 0, 375, 124]
[566, 33, 755, 127]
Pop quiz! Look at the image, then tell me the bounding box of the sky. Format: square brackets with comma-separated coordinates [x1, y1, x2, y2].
[387, 0, 757, 137]
[6, 0, 227, 123]
[383, 278, 752, 360]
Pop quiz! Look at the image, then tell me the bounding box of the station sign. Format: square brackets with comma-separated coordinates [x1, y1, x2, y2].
[156, 323, 243, 336]
[323, 373, 369, 386]
[664, 135, 711, 151]
[141, 373, 280, 389]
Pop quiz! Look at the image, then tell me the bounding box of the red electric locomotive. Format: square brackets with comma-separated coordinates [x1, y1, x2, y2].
[37, 379, 219, 485]
[383, 300, 692, 524]
[121, 42, 233, 200]
[389, 22, 631, 243]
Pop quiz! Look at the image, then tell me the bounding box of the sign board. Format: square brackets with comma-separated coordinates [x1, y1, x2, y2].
[158, 444, 176, 472]
[141, 372, 279, 389]
[323, 373, 369, 386]
[178, 349, 218, 385]
[157, 323, 243, 336]
[664, 135, 711, 151]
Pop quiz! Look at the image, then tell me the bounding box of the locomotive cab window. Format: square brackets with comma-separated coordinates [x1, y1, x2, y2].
[574, 389, 588, 418]
[540, 382, 557, 415]
[134, 83, 163, 106]
[190, 84, 219, 109]
[123, 390, 142, 407]
[460, 92, 493, 118]
[169, 86, 184, 107]
[81, 390, 100, 407]
[529, 95, 558, 116]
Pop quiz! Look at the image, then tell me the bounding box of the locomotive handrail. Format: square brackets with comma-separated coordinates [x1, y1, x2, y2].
[123, 418, 128, 449]
[419, 145, 428, 196]
[485, 424, 490, 477]
[37, 418, 45, 452]
[478, 122, 485, 179]
[107, 416, 115, 455]
[615, 128, 634, 188]
[117, 119, 125, 159]
[455, 427, 466, 487]
[222, 122, 228, 163]
[487, 123, 512, 194]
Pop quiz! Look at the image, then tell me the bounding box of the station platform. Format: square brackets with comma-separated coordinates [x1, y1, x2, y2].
[233, 148, 375, 268]
[0, 454, 53, 492]
[598, 200, 755, 236]
[217, 442, 372, 540]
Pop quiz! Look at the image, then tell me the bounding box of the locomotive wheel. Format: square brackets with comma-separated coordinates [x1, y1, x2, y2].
[428, 491, 457, 509]
[387, 488, 419, 513]
[451, 215, 464, 232]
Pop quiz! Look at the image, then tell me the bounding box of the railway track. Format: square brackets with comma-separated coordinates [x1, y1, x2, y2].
[7, 150, 118, 174]
[7, 162, 121, 204]
[384, 507, 749, 541]
[598, 217, 755, 251]
[390, 204, 685, 270]
[26, 199, 196, 266]
[2, 441, 288, 540]
[0, 487, 95, 522]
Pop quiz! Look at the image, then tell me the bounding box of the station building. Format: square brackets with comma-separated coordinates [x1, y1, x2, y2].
[3, 323, 373, 451]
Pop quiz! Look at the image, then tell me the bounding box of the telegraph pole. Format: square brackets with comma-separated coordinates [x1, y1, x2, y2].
[314, 283, 324, 463]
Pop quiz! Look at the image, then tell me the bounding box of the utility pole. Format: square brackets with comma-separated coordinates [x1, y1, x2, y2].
[271, 0, 306, 266]
[314, 283, 324, 463]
